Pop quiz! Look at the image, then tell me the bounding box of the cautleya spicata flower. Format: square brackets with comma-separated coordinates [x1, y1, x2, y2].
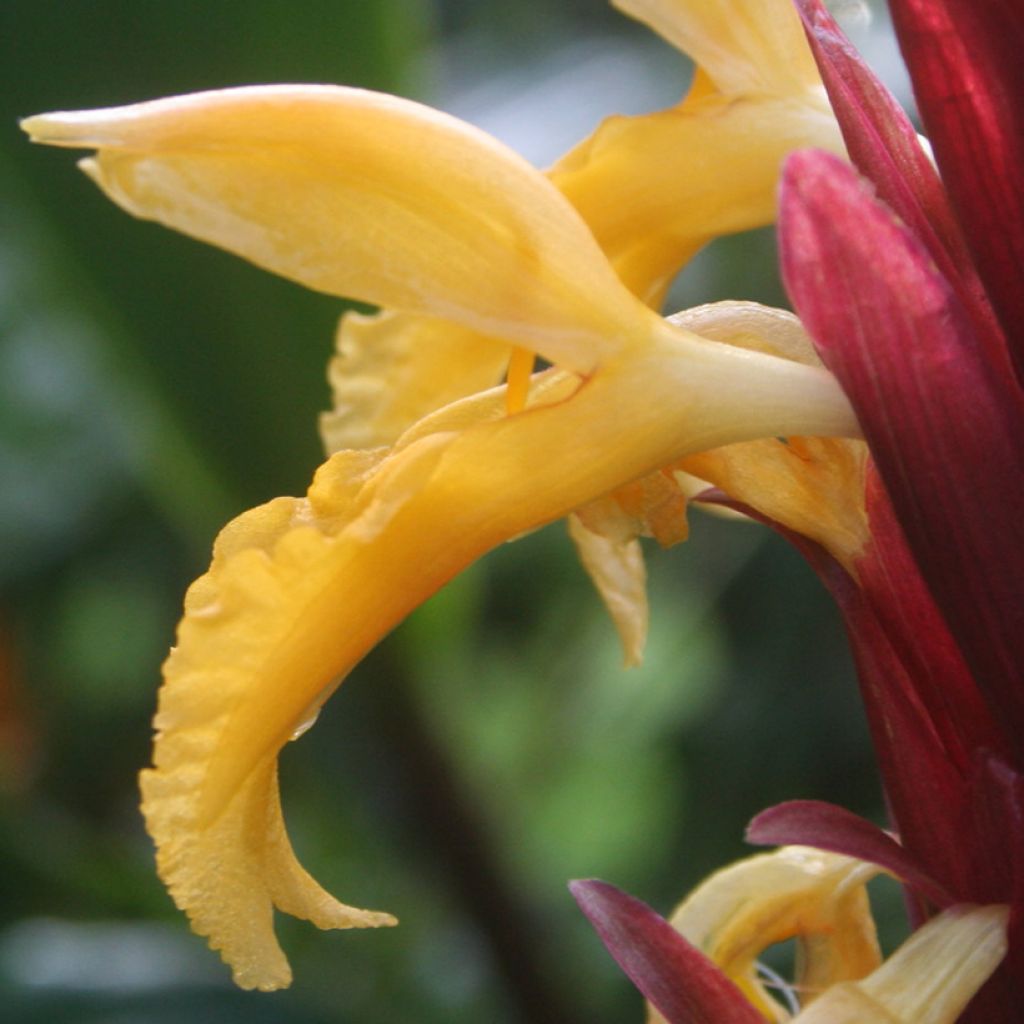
[23, 0, 855, 990]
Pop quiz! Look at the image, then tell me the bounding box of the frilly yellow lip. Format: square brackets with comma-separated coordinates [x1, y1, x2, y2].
[141, 322, 855, 989]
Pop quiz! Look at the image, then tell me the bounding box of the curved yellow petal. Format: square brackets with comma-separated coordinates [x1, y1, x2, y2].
[303, 0, 838, 452]
[312, 1, 840, 454]
[649, 845, 884, 1023]
[550, 94, 843, 305]
[613, 0, 823, 96]
[141, 757, 395, 991]
[570, 468, 691, 665]
[317, 89, 842, 452]
[22, 86, 648, 372]
[792, 904, 1009, 1024]
[320, 309, 510, 452]
[568, 508, 650, 668]
[143, 325, 858, 989]
[669, 302, 825, 367]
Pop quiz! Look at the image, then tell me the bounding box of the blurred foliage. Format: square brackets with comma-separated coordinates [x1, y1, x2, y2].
[1, 2, 891, 1022]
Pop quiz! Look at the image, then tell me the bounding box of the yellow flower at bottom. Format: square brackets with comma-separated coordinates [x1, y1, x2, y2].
[652, 846, 1007, 1024]
[652, 845, 884, 1022]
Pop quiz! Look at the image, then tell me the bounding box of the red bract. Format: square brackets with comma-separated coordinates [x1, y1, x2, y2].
[746, 799, 955, 911]
[794, 0, 1008, 378]
[770, 1, 1024, 1017]
[888, 0, 1024, 378]
[781, 148, 1024, 756]
[569, 880, 763, 1024]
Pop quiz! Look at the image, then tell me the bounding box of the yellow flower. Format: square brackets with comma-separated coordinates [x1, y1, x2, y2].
[650, 846, 1008, 1023]
[23, 0, 850, 992]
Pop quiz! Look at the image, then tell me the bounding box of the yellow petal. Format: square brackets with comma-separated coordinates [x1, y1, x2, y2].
[320, 309, 510, 452]
[550, 95, 843, 305]
[613, 0, 823, 96]
[650, 846, 884, 1023]
[316, 2, 841, 451]
[570, 467, 692, 664]
[144, 326, 858, 989]
[568, 509, 649, 668]
[683, 436, 870, 572]
[792, 904, 1009, 1024]
[140, 757, 395, 991]
[22, 85, 649, 372]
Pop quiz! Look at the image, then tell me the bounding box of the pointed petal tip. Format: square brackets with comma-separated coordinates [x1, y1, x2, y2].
[19, 112, 55, 143]
[20, 109, 113, 147]
[23, 85, 654, 371]
[570, 877, 766, 1024]
[569, 878, 615, 914]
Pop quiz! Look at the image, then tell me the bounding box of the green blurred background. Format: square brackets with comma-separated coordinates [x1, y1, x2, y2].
[0, 2, 906, 1021]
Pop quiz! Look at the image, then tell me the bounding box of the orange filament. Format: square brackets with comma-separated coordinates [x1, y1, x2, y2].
[505, 346, 536, 415]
